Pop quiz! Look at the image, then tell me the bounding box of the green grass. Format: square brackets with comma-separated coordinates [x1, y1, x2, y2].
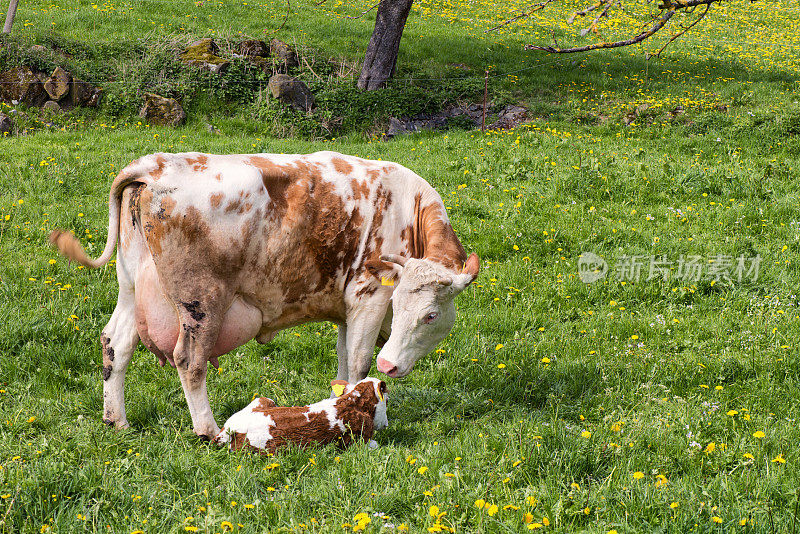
[1, 0, 800, 532]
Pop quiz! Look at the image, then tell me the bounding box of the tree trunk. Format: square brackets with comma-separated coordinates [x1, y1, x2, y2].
[3, 0, 20, 34]
[357, 0, 414, 91]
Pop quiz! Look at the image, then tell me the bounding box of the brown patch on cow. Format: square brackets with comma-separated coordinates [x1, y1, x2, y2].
[337, 380, 381, 419]
[358, 185, 394, 283]
[401, 193, 466, 271]
[102, 365, 112, 381]
[186, 154, 208, 172]
[355, 284, 378, 299]
[252, 397, 278, 413]
[210, 193, 223, 209]
[228, 431, 251, 451]
[366, 168, 381, 181]
[214, 173, 223, 182]
[332, 157, 354, 175]
[150, 154, 167, 179]
[351, 179, 370, 201]
[225, 198, 242, 214]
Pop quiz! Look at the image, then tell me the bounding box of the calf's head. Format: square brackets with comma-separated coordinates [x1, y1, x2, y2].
[333, 377, 389, 431]
[376, 253, 479, 378]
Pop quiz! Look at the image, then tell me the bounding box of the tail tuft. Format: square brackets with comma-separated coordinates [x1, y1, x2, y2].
[49, 229, 97, 268]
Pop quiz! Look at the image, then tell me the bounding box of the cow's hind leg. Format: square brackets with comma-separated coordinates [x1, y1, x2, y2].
[101, 285, 139, 428]
[172, 300, 226, 439]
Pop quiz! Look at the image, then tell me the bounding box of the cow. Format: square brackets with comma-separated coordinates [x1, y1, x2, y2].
[50, 151, 480, 438]
[214, 377, 389, 453]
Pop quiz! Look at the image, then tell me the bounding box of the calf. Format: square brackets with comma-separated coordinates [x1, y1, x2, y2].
[214, 377, 388, 453]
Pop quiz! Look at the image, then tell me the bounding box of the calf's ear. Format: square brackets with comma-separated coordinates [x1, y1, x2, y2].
[331, 380, 349, 397]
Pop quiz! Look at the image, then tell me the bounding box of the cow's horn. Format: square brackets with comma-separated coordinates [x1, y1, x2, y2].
[380, 254, 408, 267]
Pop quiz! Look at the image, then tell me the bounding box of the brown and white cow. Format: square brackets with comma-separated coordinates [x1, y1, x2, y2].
[214, 377, 389, 453]
[50, 151, 479, 438]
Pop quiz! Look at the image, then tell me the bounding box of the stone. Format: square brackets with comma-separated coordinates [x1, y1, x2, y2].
[0, 66, 48, 107]
[42, 100, 62, 113]
[386, 117, 409, 138]
[0, 113, 12, 136]
[270, 39, 298, 68]
[268, 74, 314, 111]
[488, 104, 527, 130]
[237, 39, 268, 57]
[43, 67, 72, 102]
[185, 38, 219, 56]
[139, 92, 186, 127]
[181, 38, 230, 73]
[70, 79, 93, 106]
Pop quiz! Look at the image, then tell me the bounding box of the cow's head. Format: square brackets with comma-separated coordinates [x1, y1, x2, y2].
[375, 253, 479, 378]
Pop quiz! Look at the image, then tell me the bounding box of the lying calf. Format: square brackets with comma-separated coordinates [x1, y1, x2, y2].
[214, 377, 388, 453]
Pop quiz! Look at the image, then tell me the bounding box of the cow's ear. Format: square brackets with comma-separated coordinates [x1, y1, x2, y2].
[331, 380, 349, 397]
[364, 259, 401, 286]
[454, 253, 480, 290]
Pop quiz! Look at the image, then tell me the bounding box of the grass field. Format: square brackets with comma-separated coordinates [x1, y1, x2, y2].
[1, 0, 800, 532]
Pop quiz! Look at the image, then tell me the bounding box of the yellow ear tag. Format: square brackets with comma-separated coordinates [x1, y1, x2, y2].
[378, 390, 384, 402]
[332, 383, 346, 397]
[381, 276, 394, 286]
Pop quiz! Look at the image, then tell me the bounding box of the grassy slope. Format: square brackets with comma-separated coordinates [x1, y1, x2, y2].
[1, 0, 800, 533]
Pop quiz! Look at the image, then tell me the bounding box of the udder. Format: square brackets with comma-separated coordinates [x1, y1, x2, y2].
[134, 261, 262, 366]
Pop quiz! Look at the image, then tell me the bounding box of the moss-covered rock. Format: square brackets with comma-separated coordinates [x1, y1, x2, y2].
[0, 66, 48, 107]
[180, 38, 229, 73]
[139, 92, 186, 126]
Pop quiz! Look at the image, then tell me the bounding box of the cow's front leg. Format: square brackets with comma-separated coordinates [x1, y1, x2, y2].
[335, 323, 349, 382]
[101, 287, 140, 428]
[345, 305, 389, 383]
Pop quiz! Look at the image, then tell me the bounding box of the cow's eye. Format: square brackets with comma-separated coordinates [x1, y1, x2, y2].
[423, 312, 439, 324]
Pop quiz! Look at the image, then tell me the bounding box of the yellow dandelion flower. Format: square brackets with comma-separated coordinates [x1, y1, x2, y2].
[633, 471, 644, 480]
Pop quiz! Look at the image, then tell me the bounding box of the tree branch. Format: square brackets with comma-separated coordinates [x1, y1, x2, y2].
[525, 8, 676, 53]
[522, 0, 722, 54]
[654, 2, 711, 56]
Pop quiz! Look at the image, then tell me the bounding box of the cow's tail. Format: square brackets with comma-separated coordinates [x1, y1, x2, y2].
[49, 166, 147, 269]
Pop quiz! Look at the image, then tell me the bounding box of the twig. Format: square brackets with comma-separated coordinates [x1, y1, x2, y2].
[272, 0, 291, 32]
[0, 487, 19, 527]
[768, 501, 776, 534]
[346, 1, 380, 19]
[485, 0, 557, 32]
[585, 0, 619, 35]
[653, 2, 711, 56]
[481, 70, 488, 132]
[568, 0, 604, 24]
[302, 56, 322, 80]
